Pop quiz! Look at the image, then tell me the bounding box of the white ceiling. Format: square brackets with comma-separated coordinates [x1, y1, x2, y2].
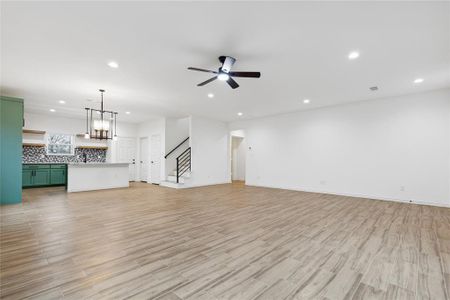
[1, 1, 449, 123]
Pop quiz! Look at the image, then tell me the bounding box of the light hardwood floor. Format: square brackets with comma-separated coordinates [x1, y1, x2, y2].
[1, 182, 449, 299]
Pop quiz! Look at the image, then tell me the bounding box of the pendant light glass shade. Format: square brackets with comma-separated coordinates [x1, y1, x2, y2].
[93, 119, 110, 131]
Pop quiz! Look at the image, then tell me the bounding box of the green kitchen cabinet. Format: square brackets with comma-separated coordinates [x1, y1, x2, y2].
[22, 170, 34, 187]
[33, 169, 51, 185]
[50, 168, 66, 185]
[1, 96, 24, 204]
[22, 164, 66, 187]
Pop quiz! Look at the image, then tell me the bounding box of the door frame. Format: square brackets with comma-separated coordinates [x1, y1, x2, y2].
[150, 134, 161, 185]
[139, 137, 149, 182]
[116, 136, 137, 182]
[229, 130, 246, 183]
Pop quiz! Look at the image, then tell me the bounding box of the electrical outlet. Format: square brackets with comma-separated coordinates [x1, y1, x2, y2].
[320, 180, 326, 185]
[400, 186, 405, 192]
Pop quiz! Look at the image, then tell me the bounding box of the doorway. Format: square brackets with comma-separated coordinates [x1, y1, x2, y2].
[117, 137, 137, 181]
[231, 135, 246, 182]
[139, 137, 149, 182]
[150, 134, 161, 184]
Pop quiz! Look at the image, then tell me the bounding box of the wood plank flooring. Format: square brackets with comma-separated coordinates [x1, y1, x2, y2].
[1, 182, 449, 299]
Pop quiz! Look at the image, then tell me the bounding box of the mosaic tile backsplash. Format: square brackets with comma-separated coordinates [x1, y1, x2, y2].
[23, 146, 107, 164]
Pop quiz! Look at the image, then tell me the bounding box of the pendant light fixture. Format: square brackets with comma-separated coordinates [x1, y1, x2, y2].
[84, 89, 118, 140]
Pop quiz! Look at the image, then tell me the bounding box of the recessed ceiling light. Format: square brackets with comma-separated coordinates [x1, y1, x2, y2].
[303, 99, 310, 104]
[207, 93, 214, 98]
[49, 109, 56, 112]
[218, 73, 230, 81]
[348, 51, 360, 60]
[59, 100, 66, 104]
[108, 61, 119, 68]
[125, 111, 131, 115]
[237, 112, 243, 116]
[414, 78, 424, 84]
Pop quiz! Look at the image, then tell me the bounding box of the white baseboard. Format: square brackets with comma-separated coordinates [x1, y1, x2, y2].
[160, 180, 232, 189]
[184, 181, 232, 189]
[245, 183, 450, 208]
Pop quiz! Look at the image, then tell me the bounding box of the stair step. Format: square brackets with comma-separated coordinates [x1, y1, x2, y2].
[160, 181, 187, 189]
[167, 175, 185, 183]
[169, 171, 191, 178]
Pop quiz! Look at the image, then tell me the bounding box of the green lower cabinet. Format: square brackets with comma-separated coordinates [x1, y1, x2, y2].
[22, 164, 66, 187]
[22, 170, 33, 187]
[33, 169, 50, 185]
[50, 169, 66, 185]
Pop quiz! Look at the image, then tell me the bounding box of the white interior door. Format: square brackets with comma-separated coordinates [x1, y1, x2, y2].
[150, 134, 161, 184]
[117, 137, 136, 181]
[139, 137, 149, 182]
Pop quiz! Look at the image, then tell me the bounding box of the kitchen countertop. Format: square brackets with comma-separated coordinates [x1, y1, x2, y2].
[23, 162, 69, 165]
[68, 162, 129, 166]
[23, 162, 128, 165]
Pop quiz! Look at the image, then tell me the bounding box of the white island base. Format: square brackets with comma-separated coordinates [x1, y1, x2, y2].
[67, 163, 129, 192]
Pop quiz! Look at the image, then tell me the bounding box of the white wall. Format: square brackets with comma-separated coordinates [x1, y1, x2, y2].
[23, 112, 138, 162]
[165, 117, 190, 176]
[230, 88, 450, 207]
[189, 116, 230, 187]
[165, 117, 190, 152]
[24, 112, 138, 137]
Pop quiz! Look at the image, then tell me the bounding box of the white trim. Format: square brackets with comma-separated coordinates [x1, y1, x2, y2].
[245, 183, 450, 208]
[184, 180, 232, 189]
[161, 180, 232, 189]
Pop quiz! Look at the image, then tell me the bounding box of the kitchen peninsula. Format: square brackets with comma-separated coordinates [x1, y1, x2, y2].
[67, 163, 129, 192]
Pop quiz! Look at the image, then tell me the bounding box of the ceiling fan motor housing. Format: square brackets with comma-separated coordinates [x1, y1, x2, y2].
[219, 56, 236, 73]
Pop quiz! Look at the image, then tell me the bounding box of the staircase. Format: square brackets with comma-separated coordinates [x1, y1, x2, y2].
[162, 170, 191, 188]
[160, 138, 192, 189]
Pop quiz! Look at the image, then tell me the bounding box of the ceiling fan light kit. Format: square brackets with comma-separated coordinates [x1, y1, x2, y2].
[188, 56, 261, 89]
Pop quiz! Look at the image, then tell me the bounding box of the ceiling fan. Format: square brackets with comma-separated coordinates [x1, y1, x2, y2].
[188, 56, 261, 89]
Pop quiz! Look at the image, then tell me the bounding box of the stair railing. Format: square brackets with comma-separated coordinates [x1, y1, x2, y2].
[176, 147, 191, 183]
[165, 137, 189, 159]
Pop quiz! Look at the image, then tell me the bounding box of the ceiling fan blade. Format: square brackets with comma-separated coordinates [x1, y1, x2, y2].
[188, 67, 218, 74]
[228, 71, 261, 78]
[219, 56, 236, 73]
[227, 77, 239, 89]
[197, 76, 217, 86]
